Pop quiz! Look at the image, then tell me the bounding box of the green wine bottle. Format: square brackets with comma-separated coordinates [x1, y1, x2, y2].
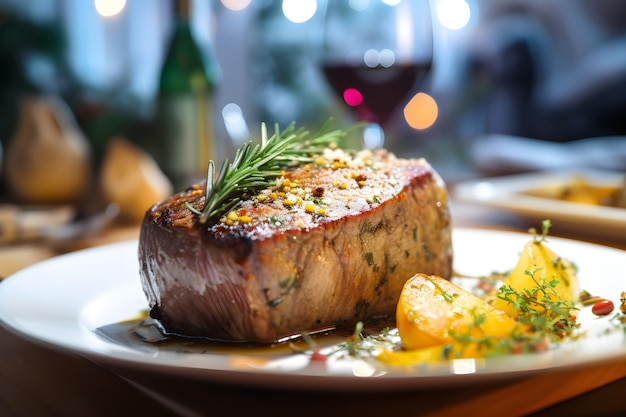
[157, 0, 219, 191]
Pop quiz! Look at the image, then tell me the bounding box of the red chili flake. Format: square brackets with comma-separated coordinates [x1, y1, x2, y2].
[591, 300, 615, 316]
[309, 350, 327, 363]
[530, 337, 550, 353]
[579, 290, 605, 306]
[476, 280, 495, 294]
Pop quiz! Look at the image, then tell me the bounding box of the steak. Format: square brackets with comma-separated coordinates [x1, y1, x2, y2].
[138, 148, 452, 343]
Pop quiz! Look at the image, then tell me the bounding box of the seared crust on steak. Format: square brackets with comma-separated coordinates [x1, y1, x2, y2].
[139, 149, 452, 343]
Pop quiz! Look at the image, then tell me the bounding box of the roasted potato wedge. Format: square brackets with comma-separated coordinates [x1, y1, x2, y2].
[492, 239, 580, 318]
[396, 274, 524, 353]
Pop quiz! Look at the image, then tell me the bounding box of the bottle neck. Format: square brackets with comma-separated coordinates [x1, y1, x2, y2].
[175, 0, 191, 21]
[172, 0, 192, 36]
[158, 0, 218, 94]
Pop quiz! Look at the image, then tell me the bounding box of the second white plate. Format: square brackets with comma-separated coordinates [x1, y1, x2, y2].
[453, 169, 626, 240]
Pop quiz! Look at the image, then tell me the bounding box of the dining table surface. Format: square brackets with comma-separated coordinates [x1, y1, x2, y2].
[1, 194, 625, 417]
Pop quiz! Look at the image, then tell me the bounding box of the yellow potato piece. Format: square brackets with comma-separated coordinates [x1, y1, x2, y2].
[5, 96, 91, 204]
[492, 240, 580, 318]
[377, 341, 497, 365]
[100, 137, 173, 223]
[377, 345, 446, 364]
[397, 274, 523, 353]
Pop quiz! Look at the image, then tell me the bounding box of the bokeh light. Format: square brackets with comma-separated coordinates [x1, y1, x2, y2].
[94, 0, 126, 17]
[282, 0, 317, 23]
[379, 49, 395, 67]
[363, 49, 396, 68]
[220, 0, 251, 11]
[348, 0, 369, 12]
[363, 123, 384, 150]
[222, 103, 250, 146]
[404, 92, 438, 130]
[343, 88, 363, 107]
[436, 0, 471, 30]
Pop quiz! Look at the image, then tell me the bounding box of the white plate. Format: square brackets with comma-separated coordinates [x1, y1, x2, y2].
[453, 169, 626, 240]
[0, 229, 625, 391]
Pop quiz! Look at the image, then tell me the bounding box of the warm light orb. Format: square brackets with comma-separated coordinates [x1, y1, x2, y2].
[94, 0, 126, 17]
[404, 92, 438, 130]
[222, 0, 251, 12]
[436, 0, 471, 30]
[282, 0, 317, 23]
[221, 0, 252, 11]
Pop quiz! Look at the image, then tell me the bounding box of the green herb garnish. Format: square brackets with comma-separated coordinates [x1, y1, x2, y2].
[496, 268, 579, 341]
[447, 309, 516, 356]
[187, 121, 350, 224]
[529, 219, 552, 243]
[343, 221, 582, 360]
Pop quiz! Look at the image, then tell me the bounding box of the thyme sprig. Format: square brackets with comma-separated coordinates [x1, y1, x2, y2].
[496, 268, 580, 341]
[441, 271, 580, 358]
[186, 121, 350, 224]
[529, 219, 552, 243]
[340, 322, 400, 358]
[343, 220, 582, 360]
[448, 309, 527, 356]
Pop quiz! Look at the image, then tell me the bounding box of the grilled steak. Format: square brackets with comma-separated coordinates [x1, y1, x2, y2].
[139, 148, 452, 343]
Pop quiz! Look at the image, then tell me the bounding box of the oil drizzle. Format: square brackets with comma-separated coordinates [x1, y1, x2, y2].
[95, 313, 395, 359]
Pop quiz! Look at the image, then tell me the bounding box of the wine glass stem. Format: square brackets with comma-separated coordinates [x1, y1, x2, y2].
[363, 122, 385, 150]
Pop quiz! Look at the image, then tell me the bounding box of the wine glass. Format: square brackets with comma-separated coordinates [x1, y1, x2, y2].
[318, 0, 433, 149]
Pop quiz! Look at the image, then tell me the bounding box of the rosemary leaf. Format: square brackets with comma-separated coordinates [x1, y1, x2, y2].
[190, 120, 351, 225]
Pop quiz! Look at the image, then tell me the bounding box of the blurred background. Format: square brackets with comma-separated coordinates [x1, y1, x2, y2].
[0, 0, 625, 276]
[0, 0, 625, 229]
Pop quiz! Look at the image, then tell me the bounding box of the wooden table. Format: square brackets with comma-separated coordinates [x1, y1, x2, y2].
[1, 200, 626, 417]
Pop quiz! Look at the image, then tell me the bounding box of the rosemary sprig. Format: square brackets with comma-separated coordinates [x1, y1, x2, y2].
[187, 120, 350, 224]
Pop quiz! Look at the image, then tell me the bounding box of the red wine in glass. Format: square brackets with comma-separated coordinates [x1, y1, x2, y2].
[322, 62, 431, 127]
[318, 0, 434, 149]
